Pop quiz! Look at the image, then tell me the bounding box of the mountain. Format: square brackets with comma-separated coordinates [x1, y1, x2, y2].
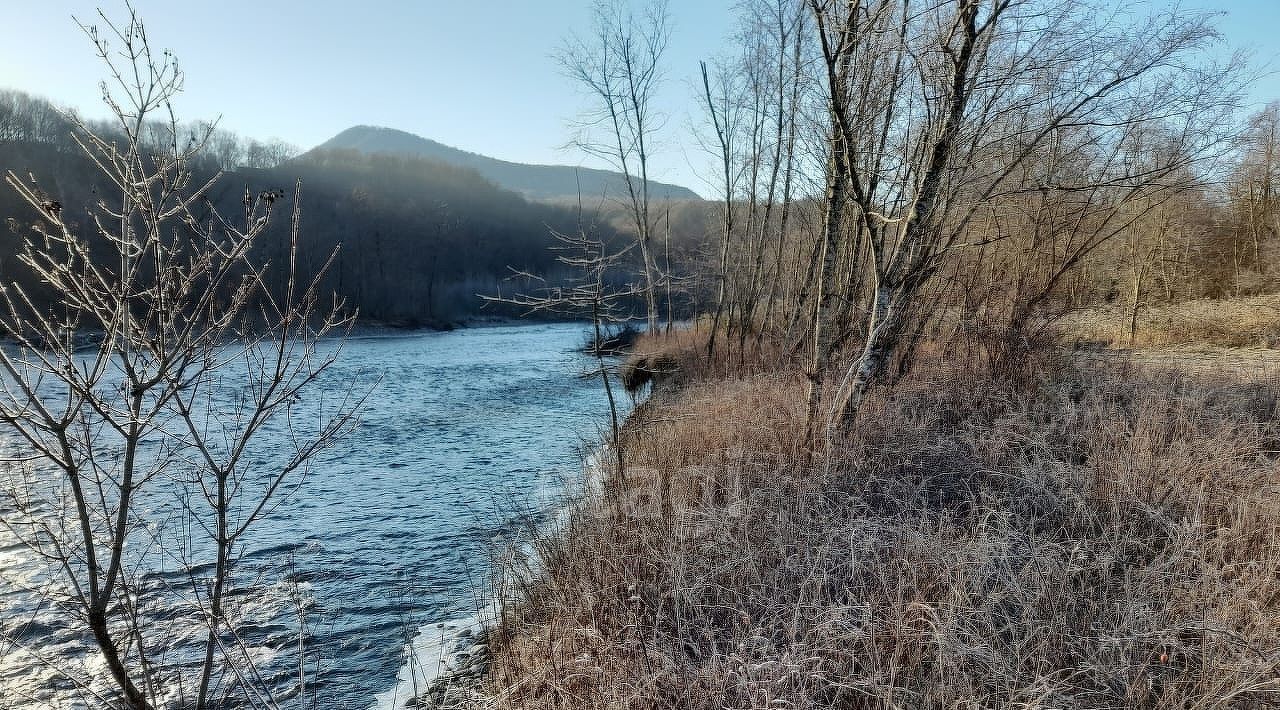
[312, 125, 702, 203]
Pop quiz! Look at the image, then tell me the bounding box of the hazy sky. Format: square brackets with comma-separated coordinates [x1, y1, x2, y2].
[1, 1, 1278, 196]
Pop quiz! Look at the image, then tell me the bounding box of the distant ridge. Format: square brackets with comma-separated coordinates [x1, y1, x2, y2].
[312, 125, 701, 203]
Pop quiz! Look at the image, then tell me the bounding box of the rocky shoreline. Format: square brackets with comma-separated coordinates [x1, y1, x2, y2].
[405, 446, 618, 709]
[407, 627, 492, 709]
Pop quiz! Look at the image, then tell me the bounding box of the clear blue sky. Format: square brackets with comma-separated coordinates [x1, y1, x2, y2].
[1, 1, 1277, 196]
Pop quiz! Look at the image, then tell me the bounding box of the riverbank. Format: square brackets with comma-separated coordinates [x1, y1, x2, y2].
[471, 330, 1280, 708]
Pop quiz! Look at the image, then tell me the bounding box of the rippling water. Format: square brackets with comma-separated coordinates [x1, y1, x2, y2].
[0, 322, 618, 708]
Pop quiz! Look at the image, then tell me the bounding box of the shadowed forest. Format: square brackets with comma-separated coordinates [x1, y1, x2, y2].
[0, 90, 686, 328]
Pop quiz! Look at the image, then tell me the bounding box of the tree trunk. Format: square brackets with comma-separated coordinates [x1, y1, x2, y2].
[639, 235, 660, 334]
[1128, 265, 1145, 346]
[830, 284, 896, 437]
[702, 60, 735, 360]
[89, 608, 148, 709]
[197, 472, 230, 710]
[664, 209, 674, 334]
[804, 154, 846, 440]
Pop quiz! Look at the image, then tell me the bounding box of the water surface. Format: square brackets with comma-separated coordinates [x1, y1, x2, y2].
[0, 322, 617, 708]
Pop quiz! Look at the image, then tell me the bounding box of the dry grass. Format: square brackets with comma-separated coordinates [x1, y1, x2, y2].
[487, 334, 1280, 709]
[1062, 295, 1280, 348]
[619, 328, 805, 396]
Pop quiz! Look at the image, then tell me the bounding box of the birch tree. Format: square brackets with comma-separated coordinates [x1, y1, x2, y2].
[806, 0, 1241, 436]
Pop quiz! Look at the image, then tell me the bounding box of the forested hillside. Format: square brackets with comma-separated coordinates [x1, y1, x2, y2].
[0, 89, 645, 327]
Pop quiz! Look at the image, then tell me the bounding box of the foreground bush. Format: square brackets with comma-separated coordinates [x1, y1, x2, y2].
[490, 338, 1280, 709]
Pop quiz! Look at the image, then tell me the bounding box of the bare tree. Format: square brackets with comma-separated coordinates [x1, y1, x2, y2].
[804, 0, 1241, 436]
[0, 8, 356, 708]
[1223, 103, 1280, 292]
[558, 0, 671, 334]
[698, 0, 811, 362]
[699, 58, 746, 359]
[484, 186, 641, 484]
[244, 138, 299, 169]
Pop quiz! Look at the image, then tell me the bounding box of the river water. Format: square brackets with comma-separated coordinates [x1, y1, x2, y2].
[0, 322, 619, 708]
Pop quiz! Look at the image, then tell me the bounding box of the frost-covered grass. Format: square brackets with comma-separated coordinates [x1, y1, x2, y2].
[487, 335, 1280, 709]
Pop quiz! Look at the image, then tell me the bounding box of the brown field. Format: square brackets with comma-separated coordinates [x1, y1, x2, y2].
[1062, 295, 1280, 350]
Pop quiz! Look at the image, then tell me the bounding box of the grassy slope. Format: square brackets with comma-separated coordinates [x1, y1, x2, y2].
[484, 325, 1280, 709]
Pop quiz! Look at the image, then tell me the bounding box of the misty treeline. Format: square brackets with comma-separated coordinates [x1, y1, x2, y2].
[243, 150, 625, 326]
[646, 0, 1270, 436]
[0, 87, 653, 327]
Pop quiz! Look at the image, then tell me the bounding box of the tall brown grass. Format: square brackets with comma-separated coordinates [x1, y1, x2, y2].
[1063, 294, 1280, 348]
[487, 333, 1280, 709]
[619, 328, 807, 396]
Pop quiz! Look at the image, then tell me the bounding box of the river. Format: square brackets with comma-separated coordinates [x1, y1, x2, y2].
[0, 322, 619, 708]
